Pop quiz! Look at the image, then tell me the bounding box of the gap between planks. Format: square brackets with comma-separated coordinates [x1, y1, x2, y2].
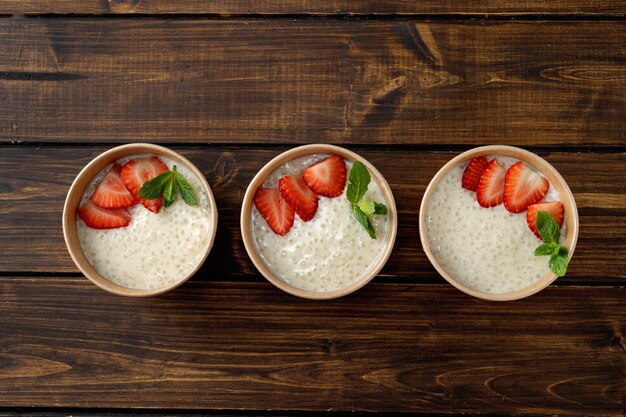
[2, 13, 626, 21]
[0, 273, 623, 288]
[3, 143, 626, 154]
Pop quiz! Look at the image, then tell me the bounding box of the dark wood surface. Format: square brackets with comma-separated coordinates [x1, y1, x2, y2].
[0, 20, 625, 146]
[0, 4, 625, 417]
[1, 278, 624, 414]
[3, 0, 626, 15]
[1, 147, 625, 280]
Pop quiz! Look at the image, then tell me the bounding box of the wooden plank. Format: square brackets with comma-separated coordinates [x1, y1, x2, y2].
[3, 0, 626, 15]
[0, 146, 624, 279]
[0, 278, 623, 414]
[0, 413, 504, 417]
[0, 414, 309, 417]
[1, 20, 626, 146]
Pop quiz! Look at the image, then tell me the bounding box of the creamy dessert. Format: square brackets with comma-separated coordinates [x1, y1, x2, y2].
[425, 155, 565, 294]
[76, 155, 213, 290]
[251, 154, 389, 292]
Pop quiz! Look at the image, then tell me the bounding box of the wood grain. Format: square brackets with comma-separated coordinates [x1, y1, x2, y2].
[0, 146, 624, 280]
[0, 278, 624, 414]
[0, 412, 394, 417]
[1, 20, 626, 146]
[3, 0, 626, 15]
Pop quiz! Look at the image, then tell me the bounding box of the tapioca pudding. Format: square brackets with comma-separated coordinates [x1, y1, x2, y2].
[247, 150, 395, 295]
[424, 155, 565, 295]
[76, 155, 214, 291]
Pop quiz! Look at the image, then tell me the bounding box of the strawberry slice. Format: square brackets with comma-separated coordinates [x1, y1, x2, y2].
[78, 200, 132, 229]
[526, 201, 564, 239]
[477, 159, 506, 208]
[90, 163, 137, 208]
[120, 157, 169, 213]
[254, 187, 295, 236]
[279, 175, 319, 221]
[461, 156, 489, 192]
[303, 155, 347, 198]
[504, 161, 549, 213]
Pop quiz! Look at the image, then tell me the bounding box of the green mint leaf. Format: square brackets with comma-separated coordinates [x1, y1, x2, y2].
[346, 161, 371, 204]
[537, 211, 560, 243]
[139, 171, 173, 199]
[373, 202, 388, 215]
[174, 170, 198, 206]
[352, 205, 376, 239]
[163, 195, 175, 208]
[163, 176, 176, 205]
[549, 253, 568, 277]
[359, 200, 376, 216]
[534, 242, 559, 257]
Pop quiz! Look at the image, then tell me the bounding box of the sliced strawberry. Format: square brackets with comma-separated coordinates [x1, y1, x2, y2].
[526, 201, 564, 239]
[254, 187, 295, 236]
[90, 163, 137, 208]
[120, 157, 169, 213]
[303, 155, 347, 198]
[78, 200, 132, 229]
[137, 195, 163, 214]
[461, 156, 489, 192]
[504, 161, 549, 213]
[279, 175, 319, 221]
[476, 159, 506, 208]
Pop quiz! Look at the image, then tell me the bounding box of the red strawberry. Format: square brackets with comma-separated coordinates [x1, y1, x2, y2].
[120, 157, 169, 213]
[78, 200, 132, 229]
[504, 161, 549, 213]
[90, 163, 137, 208]
[461, 156, 489, 192]
[279, 175, 319, 221]
[526, 201, 564, 239]
[477, 159, 506, 207]
[254, 187, 295, 236]
[303, 155, 347, 197]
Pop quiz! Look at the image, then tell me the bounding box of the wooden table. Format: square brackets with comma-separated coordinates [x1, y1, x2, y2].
[1, 1, 625, 416]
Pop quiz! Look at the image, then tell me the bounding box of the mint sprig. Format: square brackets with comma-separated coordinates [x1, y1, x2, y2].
[346, 161, 388, 239]
[139, 165, 198, 209]
[534, 211, 568, 276]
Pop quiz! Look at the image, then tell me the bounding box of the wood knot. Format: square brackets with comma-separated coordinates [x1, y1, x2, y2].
[608, 335, 625, 351]
[372, 76, 406, 105]
[213, 153, 238, 188]
[107, 0, 141, 13]
[322, 338, 338, 355]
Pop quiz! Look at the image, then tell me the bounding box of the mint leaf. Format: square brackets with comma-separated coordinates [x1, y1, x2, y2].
[162, 176, 176, 207]
[345, 160, 387, 239]
[174, 170, 198, 206]
[534, 242, 559, 257]
[537, 211, 560, 243]
[139, 171, 173, 199]
[352, 205, 376, 239]
[163, 195, 175, 208]
[359, 200, 376, 216]
[163, 199, 174, 208]
[138, 165, 197, 209]
[549, 253, 568, 277]
[534, 211, 569, 277]
[374, 202, 388, 215]
[346, 161, 370, 204]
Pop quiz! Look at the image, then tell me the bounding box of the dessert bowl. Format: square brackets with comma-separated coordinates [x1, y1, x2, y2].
[419, 145, 579, 301]
[241, 144, 397, 299]
[63, 143, 218, 297]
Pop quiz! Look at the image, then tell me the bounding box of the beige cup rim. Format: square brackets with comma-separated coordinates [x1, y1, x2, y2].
[240, 144, 398, 299]
[419, 145, 579, 301]
[62, 143, 218, 297]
